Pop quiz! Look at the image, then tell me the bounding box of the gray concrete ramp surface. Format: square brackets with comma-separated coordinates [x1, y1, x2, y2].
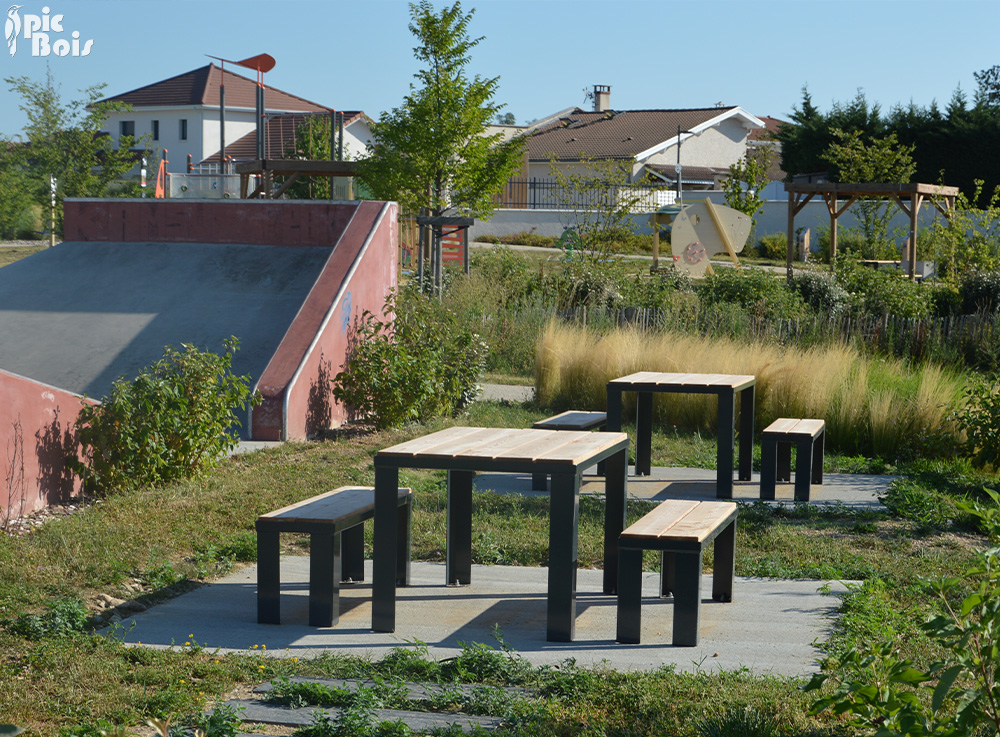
[0, 241, 331, 400]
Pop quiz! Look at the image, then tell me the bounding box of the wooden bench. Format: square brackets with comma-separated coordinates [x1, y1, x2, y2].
[531, 411, 607, 490]
[760, 418, 825, 502]
[616, 500, 737, 646]
[256, 486, 412, 627]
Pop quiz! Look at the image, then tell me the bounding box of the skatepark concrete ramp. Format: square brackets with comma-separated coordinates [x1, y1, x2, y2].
[0, 198, 398, 517]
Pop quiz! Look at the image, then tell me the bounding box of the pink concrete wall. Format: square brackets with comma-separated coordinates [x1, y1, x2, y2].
[63, 199, 357, 246]
[0, 370, 91, 519]
[252, 200, 399, 439]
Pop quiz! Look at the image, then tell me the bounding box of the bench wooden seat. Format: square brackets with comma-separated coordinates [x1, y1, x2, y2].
[531, 411, 607, 490]
[617, 500, 737, 646]
[256, 486, 412, 627]
[760, 418, 825, 502]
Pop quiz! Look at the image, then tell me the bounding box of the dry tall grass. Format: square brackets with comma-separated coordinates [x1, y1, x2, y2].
[535, 321, 966, 458]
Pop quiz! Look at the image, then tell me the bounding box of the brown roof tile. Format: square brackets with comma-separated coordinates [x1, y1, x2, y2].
[526, 107, 740, 161]
[100, 64, 329, 113]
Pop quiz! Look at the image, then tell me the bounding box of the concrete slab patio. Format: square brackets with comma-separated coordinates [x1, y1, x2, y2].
[113, 559, 848, 677]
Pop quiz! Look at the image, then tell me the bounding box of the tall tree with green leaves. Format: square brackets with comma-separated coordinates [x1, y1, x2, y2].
[358, 1, 524, 219]
[4, 68, 143, 234]
[823, 128, 916, 257]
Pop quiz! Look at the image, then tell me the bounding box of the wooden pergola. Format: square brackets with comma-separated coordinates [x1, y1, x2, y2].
[784, 182, 959, 279]
[235, 159, 360, 199]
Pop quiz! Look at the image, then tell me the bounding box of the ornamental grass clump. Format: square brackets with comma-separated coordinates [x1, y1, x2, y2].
[535, 321, 967, 459]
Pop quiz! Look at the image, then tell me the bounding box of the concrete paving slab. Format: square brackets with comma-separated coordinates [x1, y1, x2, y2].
[113, 560, 847, 677]
[473, 466, 890, 510]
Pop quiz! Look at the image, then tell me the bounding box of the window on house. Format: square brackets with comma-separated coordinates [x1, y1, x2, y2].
[119, 120, 135, 139]
[179, 119, 188, 140]
[151, 120, 159, 141]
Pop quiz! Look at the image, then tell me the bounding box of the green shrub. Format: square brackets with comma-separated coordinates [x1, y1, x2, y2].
[7, 597, 89, 639]
[960, 270, 1000, 314]
[69, 338, 259, 496]
[834, 256, 932, 318]
[332, 290, 487, 430]
[477, 230, 557, 248]
[698, 267, 806, 320]
[953, 371, 1000, 469]
[807, 490, 1000, 736]
[792, 271, 851, 316]
[755, 232, 787, 260]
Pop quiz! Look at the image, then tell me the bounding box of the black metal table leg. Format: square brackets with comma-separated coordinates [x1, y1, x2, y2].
[716, 389, 735, 499]
[447, 469, 474, 586]
[739, 385, 755, 481]
[547, 471, 579, 642]
[256, 527, 281, 624]
[372, 464, 399, 633]
[602, 445, 628, 595]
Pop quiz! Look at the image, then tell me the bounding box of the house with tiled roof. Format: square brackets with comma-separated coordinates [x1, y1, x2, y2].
[97, 64, 350, 167]
[523, 88, 766, 193]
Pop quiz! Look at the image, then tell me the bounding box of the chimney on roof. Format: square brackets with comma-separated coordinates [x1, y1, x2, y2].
[593, 84, 611, 112]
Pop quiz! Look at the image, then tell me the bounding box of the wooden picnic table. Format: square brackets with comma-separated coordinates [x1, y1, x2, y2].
[606, 372, 755, 499]
[370, 425, 629, 642]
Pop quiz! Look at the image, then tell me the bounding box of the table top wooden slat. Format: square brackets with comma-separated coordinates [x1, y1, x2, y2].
[609, 371, 755, 390]
[531, 431, 629, 465]
[457, 428, 551, 458]
[377, 426, 497, 458]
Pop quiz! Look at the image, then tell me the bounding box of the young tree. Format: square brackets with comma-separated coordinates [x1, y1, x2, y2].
[4, 69, 143, 234]
[722, 145, 776, 243]
[358, 1, 524, 219]
[822, 128, 916, 257]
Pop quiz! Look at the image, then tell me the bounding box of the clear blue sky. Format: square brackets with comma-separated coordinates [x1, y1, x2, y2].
[1, 0, 998, 138]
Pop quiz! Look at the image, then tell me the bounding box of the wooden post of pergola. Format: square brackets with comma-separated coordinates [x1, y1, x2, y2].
[784, 183, 959, 280]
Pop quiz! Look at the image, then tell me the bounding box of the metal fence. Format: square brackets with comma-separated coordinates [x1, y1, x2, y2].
[497, 178, 677, 211]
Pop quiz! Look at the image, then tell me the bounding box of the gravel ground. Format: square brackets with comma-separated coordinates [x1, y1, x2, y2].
[0, 239, 55, 247]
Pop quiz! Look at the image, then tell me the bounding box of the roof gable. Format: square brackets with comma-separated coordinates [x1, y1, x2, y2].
[100, 64, 330, 113]
[527, 107, 764, 162]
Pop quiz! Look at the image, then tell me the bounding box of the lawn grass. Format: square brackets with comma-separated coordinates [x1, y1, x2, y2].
[0, 244, 46, 267]
[1, 393, 996, 736]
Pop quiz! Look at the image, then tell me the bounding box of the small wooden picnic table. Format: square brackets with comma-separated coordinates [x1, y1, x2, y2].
[371, 425, 629, 642]
[606, 372, 756, 499]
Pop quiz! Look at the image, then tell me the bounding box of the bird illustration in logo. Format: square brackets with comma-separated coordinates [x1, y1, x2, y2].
[5, 5, 22, 56]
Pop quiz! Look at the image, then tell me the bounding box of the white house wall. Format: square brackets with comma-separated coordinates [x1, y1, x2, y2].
[642, 119, 750, 170]
[103, 106, 257, 165]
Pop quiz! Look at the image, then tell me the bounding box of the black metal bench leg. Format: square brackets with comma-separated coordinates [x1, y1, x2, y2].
[712, 521, 736, 602]
[256, 527, 281, 624]
[776, 440, 792, 482]
[603, 446, 628, 595]
[660, 550, 676, 597]
[616, 546, 643, 644]
[397, 496, 412, 586]
[795, 438, 813, 502]
[760, 436, 777, 500]
[813, 431, 825, 485]
[673, 550, 703, 647]
[309, 532, 340, 627]
[531, 472, 547, 492]
[341, 523, 365, 582]
[738, 386, 755, 481]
